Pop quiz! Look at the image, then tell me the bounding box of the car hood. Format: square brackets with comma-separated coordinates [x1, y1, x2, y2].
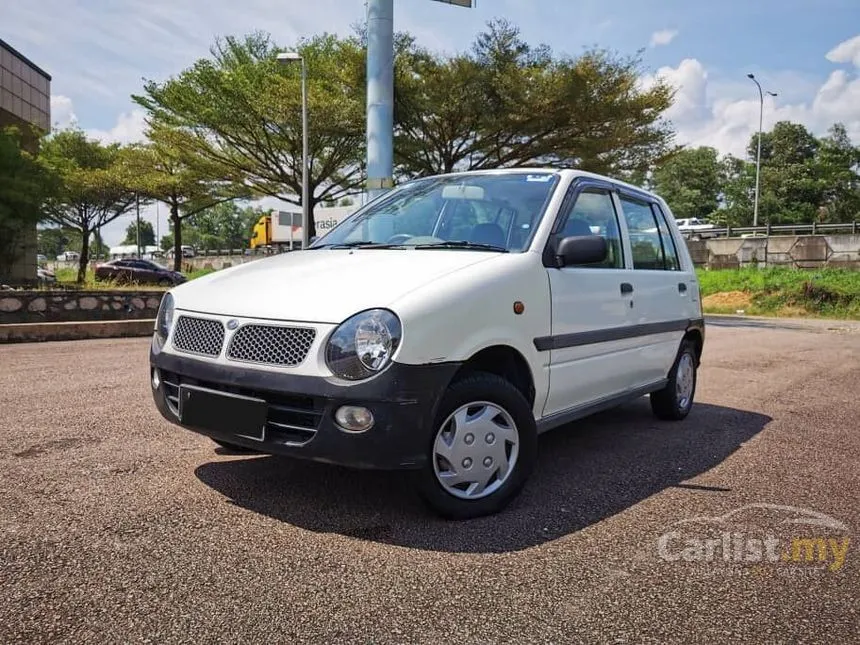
[172, 249, 504, 323]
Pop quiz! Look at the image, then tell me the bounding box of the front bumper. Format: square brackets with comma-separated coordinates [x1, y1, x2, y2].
[149, 338, 460, 470]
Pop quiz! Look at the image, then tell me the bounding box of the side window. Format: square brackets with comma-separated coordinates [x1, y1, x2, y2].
[651, 203, 681, 271]
[556, 189, 624, 268]
[618, 196, 667, 270]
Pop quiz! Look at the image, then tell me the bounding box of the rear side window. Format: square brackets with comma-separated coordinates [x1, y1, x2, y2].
[618, 196, 666, 270]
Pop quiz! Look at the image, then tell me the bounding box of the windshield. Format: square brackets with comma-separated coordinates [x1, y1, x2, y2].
[311, 171, 561, 252]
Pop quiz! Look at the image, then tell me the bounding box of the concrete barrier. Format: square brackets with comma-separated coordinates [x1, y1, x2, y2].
[0, 319, 155, 343]
[0, 290, 165, 325]
[686, 234, 860, 269]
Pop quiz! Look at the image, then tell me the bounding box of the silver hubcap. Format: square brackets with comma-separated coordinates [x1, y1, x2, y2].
[432, 401, 519, 500]
[676, 353, 695, 409]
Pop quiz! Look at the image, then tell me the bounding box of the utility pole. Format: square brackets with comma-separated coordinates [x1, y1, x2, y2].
[365, 0, 394, 201]
[364, 0, 473, 201]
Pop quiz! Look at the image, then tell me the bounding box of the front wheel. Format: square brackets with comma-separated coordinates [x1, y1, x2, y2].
[414, 371, 537, 520]
[650, 339, 698, 420]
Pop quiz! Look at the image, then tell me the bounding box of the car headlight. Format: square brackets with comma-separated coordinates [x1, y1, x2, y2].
[325, 309, 402, 380]
[155, 292, 175, 340]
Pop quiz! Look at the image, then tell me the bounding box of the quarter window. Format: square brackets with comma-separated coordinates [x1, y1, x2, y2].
[556, 189, 624, 269]
[651, 203, 681, 271]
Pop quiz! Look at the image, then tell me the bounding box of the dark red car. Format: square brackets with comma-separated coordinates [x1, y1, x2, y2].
[94, 258, 187, 286]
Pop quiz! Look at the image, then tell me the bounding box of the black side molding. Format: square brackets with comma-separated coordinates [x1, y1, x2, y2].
[534, 318, 702, 352]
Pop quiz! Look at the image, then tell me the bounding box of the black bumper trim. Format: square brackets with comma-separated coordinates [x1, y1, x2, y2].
[150, 342, 461, 470]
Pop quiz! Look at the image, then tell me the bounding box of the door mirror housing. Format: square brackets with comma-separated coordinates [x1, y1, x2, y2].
[555, 235, 607, 267]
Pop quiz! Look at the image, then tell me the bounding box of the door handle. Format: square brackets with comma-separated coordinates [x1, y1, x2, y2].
[678, 282, 687, 293]
[620, 282, 633, 295]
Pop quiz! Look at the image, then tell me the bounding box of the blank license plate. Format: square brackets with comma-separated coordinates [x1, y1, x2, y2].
[179, 385, 268, 441]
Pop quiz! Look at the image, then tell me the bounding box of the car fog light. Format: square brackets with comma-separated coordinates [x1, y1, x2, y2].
[335, 406, 374, 432]
[152, 368, 161, 390]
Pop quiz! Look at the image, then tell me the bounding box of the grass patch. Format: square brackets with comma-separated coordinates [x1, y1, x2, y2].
[42, 266, 216, 291]
[696, 267, 860, 319]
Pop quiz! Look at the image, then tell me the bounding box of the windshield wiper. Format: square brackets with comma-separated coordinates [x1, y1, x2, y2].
[414, 240, 509, 252]
[312, 241, 406, 250]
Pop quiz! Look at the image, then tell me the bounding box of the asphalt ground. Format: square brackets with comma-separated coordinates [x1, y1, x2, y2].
[1, 317, 859, 643]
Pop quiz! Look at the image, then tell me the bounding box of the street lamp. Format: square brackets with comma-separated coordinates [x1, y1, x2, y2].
[747, 73, 777, 229]
[277, 51, 309, 249]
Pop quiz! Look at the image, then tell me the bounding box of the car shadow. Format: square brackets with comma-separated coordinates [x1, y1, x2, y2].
[194, 400, 771, 554]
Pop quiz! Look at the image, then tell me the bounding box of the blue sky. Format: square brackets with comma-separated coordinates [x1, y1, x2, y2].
[4, 0, 860, 245]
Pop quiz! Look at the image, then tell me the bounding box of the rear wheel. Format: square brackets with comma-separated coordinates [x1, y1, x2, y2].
[650, 339, 698, 420]
[414, 371, 537, 520]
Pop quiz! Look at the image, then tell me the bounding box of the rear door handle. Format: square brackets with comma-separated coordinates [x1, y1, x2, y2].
[678, 282, 687, 293]
[620, 282, 633, 295]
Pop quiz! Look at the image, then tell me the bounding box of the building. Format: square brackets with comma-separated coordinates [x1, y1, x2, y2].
[1, 38, 51, 284]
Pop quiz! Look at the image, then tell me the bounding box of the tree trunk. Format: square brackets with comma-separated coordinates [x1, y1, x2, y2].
[77, 229, 90, 284]
[307, 200, 317, 241]
[171, 204, 182, 272]
[94, 227, 103, 260]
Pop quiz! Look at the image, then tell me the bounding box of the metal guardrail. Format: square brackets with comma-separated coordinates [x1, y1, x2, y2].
[682, 221, 859, 239]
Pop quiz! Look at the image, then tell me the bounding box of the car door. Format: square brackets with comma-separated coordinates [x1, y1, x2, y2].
[613, 190, 694, 387]
[540, 179, 639, 418]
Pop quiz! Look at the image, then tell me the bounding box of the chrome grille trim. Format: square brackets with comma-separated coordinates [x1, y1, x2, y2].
[226, 323, 316, 367]
[172, 315, 225, 357]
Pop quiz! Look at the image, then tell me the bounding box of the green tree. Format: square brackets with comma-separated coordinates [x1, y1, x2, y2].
[816, 123, 860, 223]
[748, 121, 823, 224]
[718, 154, 755, 226]
[652, 147, 722, 220]
[392, 19, 675, 180]
[122, 219, 156, 247]
[0, 126, 58, 280]
[39, 127, 137, 282]
[37, 225, 80, 259]
[132, 31, 366, 240]
[120, 124, 250, 269]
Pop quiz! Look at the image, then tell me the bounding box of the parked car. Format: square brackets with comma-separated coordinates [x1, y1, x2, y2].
[675, 217, 717, 240]
[149, 168, 704, 519]
[56, 251, 80, 261]
[95, 258, 186, 286]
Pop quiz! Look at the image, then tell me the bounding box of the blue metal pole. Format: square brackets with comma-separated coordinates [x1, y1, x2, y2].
[366, 0, 394, 200]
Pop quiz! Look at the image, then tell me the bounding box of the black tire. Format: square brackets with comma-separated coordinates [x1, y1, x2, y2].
[650, 338, 698, 421]
[413, 371, 537, 520]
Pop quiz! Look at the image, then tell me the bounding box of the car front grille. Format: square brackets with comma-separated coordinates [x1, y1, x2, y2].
[159, 370, 323, 446]
[226, 324, 316, 367]
[172, 316, 225, 357]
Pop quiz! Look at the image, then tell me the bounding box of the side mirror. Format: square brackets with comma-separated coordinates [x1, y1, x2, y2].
[555, 235, 607, 267]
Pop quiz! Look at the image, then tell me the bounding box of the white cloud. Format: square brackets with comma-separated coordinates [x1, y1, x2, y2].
[642, 33, 860, 158]
[650, 29, 678, 47]
[49, 95, 77, 129]
[86, 109, 149, 145]
[826, 34, 860, 67]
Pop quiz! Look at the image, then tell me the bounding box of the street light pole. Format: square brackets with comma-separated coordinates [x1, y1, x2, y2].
[747, 73, 777, 229]
[277, 51, 309, 249]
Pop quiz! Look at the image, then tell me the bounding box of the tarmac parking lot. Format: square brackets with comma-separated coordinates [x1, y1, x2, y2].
[1, 317, 859, 643]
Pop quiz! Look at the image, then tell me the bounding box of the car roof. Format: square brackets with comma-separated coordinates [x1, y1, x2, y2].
[408, 167, 663, 202]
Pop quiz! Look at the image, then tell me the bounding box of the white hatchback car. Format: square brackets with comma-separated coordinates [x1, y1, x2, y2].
[150, 169, 704, 519]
